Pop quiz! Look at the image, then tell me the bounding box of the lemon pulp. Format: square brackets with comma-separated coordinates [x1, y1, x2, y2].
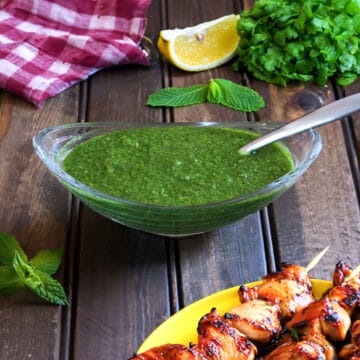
[158, 14, 240, 71]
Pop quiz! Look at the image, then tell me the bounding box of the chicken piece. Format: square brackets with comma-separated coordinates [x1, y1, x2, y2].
[131, 308, 258, 360]
[338, 346, 360, 360]
[333, 261, 353, 286]
[352, 320, 360, 349]
[286, 298, 351, 342]
[238, 264, 315, 320]
[225, 299, 282, 342]
[263, 329, 336, 360]
[238, 285, 258, 303]
[262, 264, 313, 289]
[339, 320, 360, 359]
[327, 284, 360, 316]
[129, 344, 207, 360]
[196, 308, 257, 360]
[256, 279, 315, 320]
[327, 261, 360, 316]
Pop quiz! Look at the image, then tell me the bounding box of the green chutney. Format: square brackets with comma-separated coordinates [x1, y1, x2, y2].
[62, 126, 294, 206]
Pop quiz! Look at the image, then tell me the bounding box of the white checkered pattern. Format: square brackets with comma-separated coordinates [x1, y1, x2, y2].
[0, 0, 151, 107]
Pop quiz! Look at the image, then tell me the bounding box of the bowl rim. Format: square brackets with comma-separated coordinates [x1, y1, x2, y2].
[33, 121, 323, 210]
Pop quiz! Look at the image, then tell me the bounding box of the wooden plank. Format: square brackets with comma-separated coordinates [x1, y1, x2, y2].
[253, 82, 360, 279]
[164, 0, 269, 308]
[0, 88, 80, 359]
[162, 0, 248, 124]
[73, 212, 170, 359]
[349, 93, 360, 153]
[178, 215, 267, 307]
[70, 1, 172, 358]
[342, 80, 360, 198]
[239, 0, 360, 277]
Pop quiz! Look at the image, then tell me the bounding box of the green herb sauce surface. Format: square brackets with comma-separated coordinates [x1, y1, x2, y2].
[62, 126, 294, 206]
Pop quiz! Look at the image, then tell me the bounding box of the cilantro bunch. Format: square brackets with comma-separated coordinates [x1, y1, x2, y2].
[233, 0, 360, 86]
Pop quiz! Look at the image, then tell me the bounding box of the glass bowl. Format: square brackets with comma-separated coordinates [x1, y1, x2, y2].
[33, 122, 322, 237]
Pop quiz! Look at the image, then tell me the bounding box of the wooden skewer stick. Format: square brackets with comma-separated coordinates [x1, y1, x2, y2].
[305, 246, 329, 272]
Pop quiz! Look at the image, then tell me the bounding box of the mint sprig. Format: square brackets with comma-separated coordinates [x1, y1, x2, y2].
[0, 231, 68, 305]
[146, 78, 265, 112]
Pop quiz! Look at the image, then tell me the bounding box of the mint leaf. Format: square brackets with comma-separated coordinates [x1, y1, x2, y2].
[12, 250, 35, 282]
[0, 265, 24, 293]
[25, 270, 69, 306]
[29, 248, 63, 275]
[146, 78, 265, 112]
[0, 232, 68, 305]
[146, 84, 208, 107]
[207, 78, 265, 112]
[13, 251, 68, 305]
[0, 231, 27, 265]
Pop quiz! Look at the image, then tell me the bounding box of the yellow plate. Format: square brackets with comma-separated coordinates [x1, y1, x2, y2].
[137, 279, 332, 353]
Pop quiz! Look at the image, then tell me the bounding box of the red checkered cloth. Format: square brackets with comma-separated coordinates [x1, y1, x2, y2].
[0, 0, 151, 107]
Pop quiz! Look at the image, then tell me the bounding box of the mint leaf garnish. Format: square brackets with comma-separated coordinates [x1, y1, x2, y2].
[26, 269, 69, 306]
[146, 84, 208, 107]
[0, 231, 28, 265]
[12, 250, 33, 281]
[146, 78, 265, 112]
[207, 78, 265, 111]
[0, 265, 24, 293]
[0, 232, 68, 305]
[29, 248, 63, 275]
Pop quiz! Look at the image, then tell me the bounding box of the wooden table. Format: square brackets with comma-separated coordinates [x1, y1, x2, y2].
[0, 1, 359, 359]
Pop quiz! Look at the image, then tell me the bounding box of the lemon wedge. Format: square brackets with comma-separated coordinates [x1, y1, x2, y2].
[157, 14, 240, 72]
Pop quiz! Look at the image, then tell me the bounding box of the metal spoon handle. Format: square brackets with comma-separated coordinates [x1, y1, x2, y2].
[239, 93, 360, 154]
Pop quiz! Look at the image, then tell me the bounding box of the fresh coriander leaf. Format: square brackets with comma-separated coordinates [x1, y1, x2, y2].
[0, 231, 28, 265]
[29, 248, 63, 276]
[234, 0, 360, 86]
[337, 72, 358, 86]
[207, 78, 265, 112]
[25, 270, 69, 306]
[290, 327, 300, 341]
[146, 84, 208, 107]
[0, 265, 24, 294]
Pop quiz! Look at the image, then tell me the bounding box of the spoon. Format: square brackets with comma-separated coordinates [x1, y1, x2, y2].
[239, 92, 360, 154]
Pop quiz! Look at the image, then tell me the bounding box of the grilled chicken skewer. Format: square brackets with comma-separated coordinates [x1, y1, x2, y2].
[286, 261, 360, 342]
[248, 263, 315, 320]
[224, 249, 329, 345]
[130, 258, 359, 360]
[286, 297, 351, 341]
[130, 344, 206, 360]
[130, 308, 257, 360]
[224, 299, 282, 343]
[131, 260, 319, 358]
[262, 329, 336, 360]
[264, 261, 360, 360]
[194, 308, 257, 360]
[224, 263, 315, 348]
